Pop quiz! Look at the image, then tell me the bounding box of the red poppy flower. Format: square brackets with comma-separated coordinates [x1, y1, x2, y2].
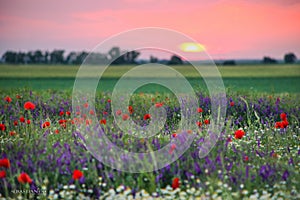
[275, 120, 288, 129]
[89, 110, 95, 115]
[107, 99, 111, 103]
[172, 177, 180, 190]
[197, 108, 203, 113]
[122, 114, 130, 121]
[10, 131, 16, 136]
[26, 119, 31, 125]
[280, 113, 287, 121]
[42, 121, 50, 128]
[20, 116, 25, 123]
[0, 170, 6, 178]
[55, 129, 59, 134]
[116, 110, 122, 116]
[275, 113, 289, 129]
[61, 123, 67, 129]
[172, 133, 177, 138]
[59, 111, 64, 116]
[196, 121, 202, 127]
[155, 102, 163, 108]
[66, 111, 71, 116]
[234, 129, 245, 139]
[72, 169, 83, 180]
[230, 101, 234, 107]
[171, 144, 176, 150]
[204, 119, 210, 125]
[4, 96, 12, 103]
[86, 119, 92, 125]
[282, 120, 289, 128]
[16, 94, 21, 99]
[275, 122, 283, 129]
[24, 101, 36, 110]
[144, 113, 151, 120]
[103, 111, 108, 115]
[58, 120, 67, 128]
[128, 106, 134, 114]
[244, 156, 249, 162]
[14, 120, 18, 126]
[169, 144, 176, 154]
[18, 172, 32, 184]
[0, 158, 10, 168]
[0, 124, 6, 131]
[100, 119, 106, 125]
[59, 119, 67, 124]
[84, 102, 89, 108]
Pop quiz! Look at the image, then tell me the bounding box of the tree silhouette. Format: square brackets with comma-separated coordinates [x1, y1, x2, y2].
[263, 56, 277, 64]
[109, 47, 140, 64]
[50, 50, 65, 64]
[150, 55, 158, 63]
[284, 53, 297, 64]
[87, 52, 109, 64]
[44, 51, 50, 64]
[76, 51, 88, 64]
[223, 60, 236, 66]
[108, 47, 121, 61]
[34, 50, 44, 63]
[66, 52, 77, 64]
[16, 52, 26, 64]
[123, 51, 140, 64]
[168, 55, 183, 65]
[2, 51, 18, 64]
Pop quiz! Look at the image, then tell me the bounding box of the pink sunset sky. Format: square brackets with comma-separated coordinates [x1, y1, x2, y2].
[0, 0, 300, 59]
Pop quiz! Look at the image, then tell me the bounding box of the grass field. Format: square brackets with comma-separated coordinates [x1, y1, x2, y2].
[0, 64, 299, 93]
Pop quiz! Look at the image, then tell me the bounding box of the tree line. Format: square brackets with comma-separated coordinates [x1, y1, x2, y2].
[222, 52, 297, 66]
[0, 47, 141, 65]
[0, 47, 184, 65]
[262, 53, 297, 64]
[1, 47, 297, 65]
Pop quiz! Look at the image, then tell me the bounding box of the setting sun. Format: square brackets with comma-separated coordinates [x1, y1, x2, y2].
[180, 42, 206, 52]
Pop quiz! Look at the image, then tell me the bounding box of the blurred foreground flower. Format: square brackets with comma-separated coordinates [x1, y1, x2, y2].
[24, 101, 36, 110]
[275, 112, 289, 129]
[4, 96, 12, 103]
[0, 158, 10, 168]
[18, 172, 33, 184]
[0, 124, 5, 131]
[0, 170, 6, 178]
[234, 129, 245, 139]
[172, 177, 180, 190]
[72, 169, 83, 180]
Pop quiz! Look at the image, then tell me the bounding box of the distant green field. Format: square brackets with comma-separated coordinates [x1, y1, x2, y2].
[1, 64, 300, 78]
[0, 64, 299, 93]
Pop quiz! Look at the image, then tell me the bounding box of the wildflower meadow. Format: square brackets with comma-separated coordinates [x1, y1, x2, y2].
[0, 89, 299, 199]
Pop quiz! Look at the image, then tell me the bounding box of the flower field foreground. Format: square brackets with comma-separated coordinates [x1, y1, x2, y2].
[0, 90, 299, 199]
